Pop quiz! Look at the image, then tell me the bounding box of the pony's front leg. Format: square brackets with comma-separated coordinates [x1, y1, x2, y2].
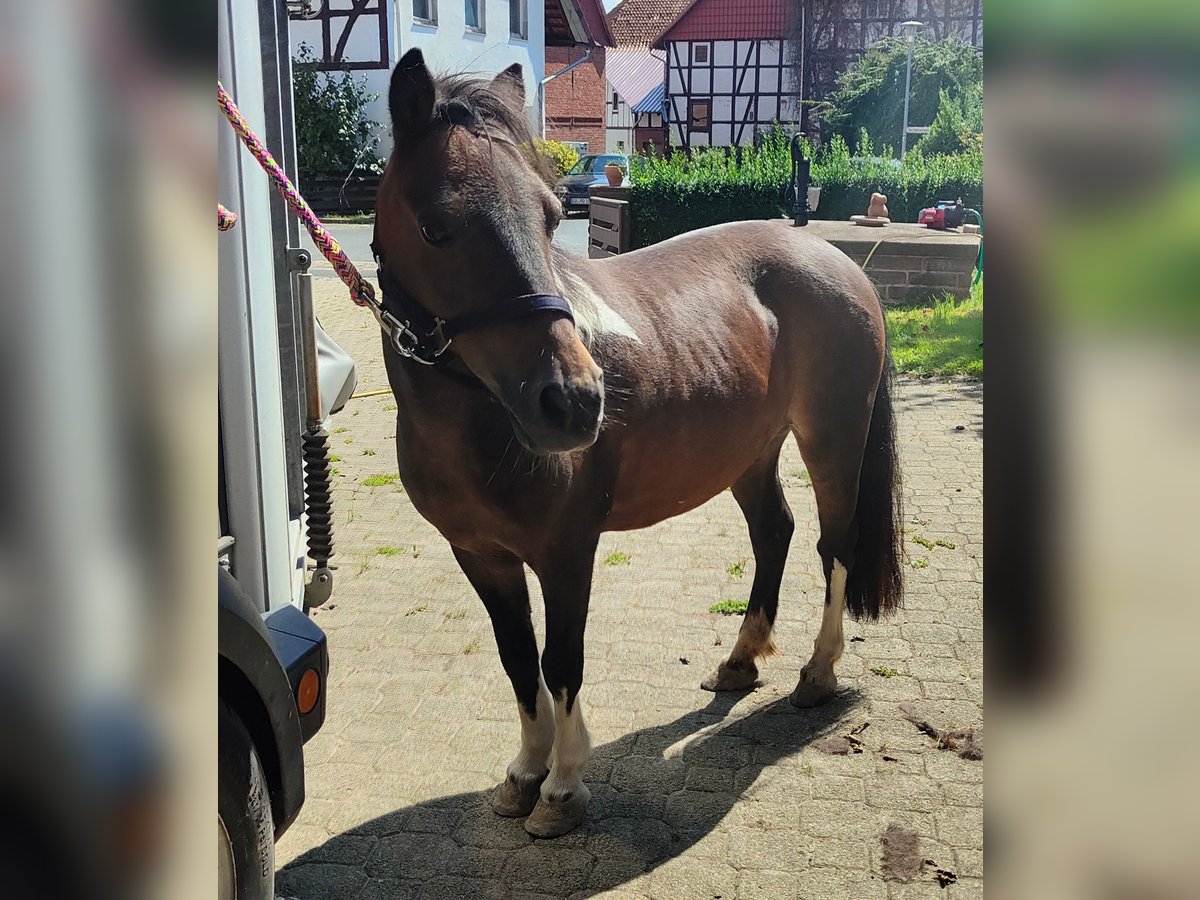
[453, 547, 554, 818]
[524, 543, 596, 838]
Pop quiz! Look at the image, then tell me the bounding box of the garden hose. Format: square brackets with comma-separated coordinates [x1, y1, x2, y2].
[965, 209, 983, 283]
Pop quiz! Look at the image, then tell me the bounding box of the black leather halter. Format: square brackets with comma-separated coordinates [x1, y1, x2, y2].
[369, 241, 575, 366]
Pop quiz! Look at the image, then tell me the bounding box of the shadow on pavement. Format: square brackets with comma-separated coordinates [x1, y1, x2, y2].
[279, 690, 860, 899]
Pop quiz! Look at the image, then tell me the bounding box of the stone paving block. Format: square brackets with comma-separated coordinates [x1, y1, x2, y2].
[736, 868, 802, 900]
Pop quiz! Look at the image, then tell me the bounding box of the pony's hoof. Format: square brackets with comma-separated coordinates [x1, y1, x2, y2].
[523, 793, 588, 838]
[701, 659, 759, 692]
[490, 773, 545, 818]
[789, 675, 837, 708]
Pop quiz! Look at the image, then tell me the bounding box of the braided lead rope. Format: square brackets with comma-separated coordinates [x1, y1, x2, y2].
[217, 81, 375, 308]
[217, 203, 238, 231]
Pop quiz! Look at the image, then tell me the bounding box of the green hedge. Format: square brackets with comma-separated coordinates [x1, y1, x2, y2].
[628, 131, 981, 249]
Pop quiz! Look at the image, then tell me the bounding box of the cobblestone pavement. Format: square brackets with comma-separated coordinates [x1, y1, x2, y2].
[276, 274, 983, 899]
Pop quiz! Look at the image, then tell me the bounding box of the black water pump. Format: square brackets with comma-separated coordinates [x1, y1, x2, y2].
[790, 133, 812, 226]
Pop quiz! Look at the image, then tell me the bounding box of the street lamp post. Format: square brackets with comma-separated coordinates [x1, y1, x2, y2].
[898, 20, 923, 158]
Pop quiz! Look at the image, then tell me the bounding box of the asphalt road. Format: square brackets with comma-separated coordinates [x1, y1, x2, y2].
[303, 215, 590, 266]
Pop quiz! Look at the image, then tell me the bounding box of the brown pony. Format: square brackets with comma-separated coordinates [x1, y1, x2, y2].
[373, 50, 903, 838]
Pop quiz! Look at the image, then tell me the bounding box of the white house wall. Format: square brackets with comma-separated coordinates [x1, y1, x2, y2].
[289, 0, 546, 158]
[665, 38, 801, 149]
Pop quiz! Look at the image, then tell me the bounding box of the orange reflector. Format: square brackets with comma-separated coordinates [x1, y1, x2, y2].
[297, 668, 320, 714]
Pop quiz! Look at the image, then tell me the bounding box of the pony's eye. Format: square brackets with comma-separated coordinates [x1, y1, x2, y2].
[419, 222, 453, 246]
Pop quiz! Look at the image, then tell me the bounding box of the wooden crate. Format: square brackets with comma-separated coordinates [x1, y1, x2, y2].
[588, 197, 630, 258]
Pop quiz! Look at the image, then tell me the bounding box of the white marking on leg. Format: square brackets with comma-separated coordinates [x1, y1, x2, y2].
[804, 559, 847, 685]
[553, 264, 640, 344]
[541, 691, 592, 803]
[508, 674, 555, 785]
[729, 607, 778, 663]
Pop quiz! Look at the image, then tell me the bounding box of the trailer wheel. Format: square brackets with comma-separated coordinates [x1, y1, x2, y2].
[219, 700, 274, 900]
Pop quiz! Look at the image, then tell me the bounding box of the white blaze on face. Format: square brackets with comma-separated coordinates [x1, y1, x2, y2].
[541, 691, 592, 803]
[554, 265, 640, 344]
[508, 674, 555, 784]
[812, 558, 848, 669]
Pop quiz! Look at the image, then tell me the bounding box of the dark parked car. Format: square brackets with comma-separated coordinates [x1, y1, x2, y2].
[554, 154, 628, 214]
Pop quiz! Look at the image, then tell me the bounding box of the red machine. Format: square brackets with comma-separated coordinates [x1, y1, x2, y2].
[919, 199, 966, 230]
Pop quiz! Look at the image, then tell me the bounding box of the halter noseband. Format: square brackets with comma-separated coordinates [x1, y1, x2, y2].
[369, 241, 575, 366]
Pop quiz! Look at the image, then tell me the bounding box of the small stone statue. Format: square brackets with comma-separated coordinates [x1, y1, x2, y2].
[868, 192, 889, 220]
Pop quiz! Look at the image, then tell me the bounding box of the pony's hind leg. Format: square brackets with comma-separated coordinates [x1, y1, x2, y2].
[453, 547, 554, 818]
[702, 432, 794, 692]
[788, 431, 863, 708]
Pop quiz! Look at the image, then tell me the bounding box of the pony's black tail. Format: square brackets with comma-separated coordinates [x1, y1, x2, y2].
[845, 358, 905, 621]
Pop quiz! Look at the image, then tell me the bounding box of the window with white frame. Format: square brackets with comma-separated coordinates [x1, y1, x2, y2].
[509, 0, 527, 38]
[465, 0, 484, 31]
[413, 0, 437, 24]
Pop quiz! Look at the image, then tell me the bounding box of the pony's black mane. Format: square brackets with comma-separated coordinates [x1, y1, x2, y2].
[431, 73, 554, 184]
[433, 74, 533, 145]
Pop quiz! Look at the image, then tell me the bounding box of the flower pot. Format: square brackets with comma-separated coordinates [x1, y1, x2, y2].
[604, 163, 624, 186]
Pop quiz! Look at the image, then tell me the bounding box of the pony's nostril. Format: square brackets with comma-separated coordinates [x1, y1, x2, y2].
[539, 382, 573, 429]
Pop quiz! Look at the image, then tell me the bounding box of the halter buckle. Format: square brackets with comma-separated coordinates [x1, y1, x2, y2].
[378, 308, 452, 365]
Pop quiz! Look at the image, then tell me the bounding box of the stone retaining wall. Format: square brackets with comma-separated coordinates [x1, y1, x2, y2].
[586, 189, 981, 306]
[804, 220, 980, 305]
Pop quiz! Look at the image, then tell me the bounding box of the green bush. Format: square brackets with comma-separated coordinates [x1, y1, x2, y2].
[533, 138, 580, 177]
[816, 38, 983, 156]
[293, 43, 383, 184]
[628, 130, 981, 248]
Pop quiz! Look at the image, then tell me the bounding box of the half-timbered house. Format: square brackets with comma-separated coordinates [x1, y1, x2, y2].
[602, 0, 693, 152]
[289, 1, 548, 155]
[653, 0, 801, 149]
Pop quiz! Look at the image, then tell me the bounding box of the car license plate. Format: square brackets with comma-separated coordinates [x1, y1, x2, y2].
[570, 197, 589, 205]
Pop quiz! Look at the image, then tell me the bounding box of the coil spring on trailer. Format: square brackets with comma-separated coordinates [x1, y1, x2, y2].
[303, 426, 335, 607]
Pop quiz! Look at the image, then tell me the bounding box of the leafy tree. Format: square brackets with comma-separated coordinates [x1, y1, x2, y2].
[292, 43, 383, 184]
[816, 38, 982, 156]
[913, 84, 983, 156]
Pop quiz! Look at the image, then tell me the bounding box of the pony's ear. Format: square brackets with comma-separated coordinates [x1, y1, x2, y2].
[389, 48, 435, 144]
[491, 63, 525, 108]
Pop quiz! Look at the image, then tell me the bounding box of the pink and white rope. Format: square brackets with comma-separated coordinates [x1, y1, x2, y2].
[217, 81, 375, 307]
[217, 203, 238, 231]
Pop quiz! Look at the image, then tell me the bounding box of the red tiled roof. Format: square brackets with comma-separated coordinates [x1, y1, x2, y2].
[576, 0, 617, 47]
[651, 0, 788, 47]
[547, 0, 616, 47]
[607, 0, 695, 48]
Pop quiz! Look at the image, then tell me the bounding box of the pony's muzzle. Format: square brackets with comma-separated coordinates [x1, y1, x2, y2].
[518, 373, 603, 453]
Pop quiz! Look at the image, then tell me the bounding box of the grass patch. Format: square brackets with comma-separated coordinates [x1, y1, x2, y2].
[727, 559, 749, 577]
[362, 448, 376, 456]
[375, 546, 406, 556]
[329, 454, 342, 462]
[603, 551, 631, 566]
[362, 473, 400, 487]
[404, 604, 427, 616]
[463, 638, 481, 654]
[333, 426, 348, 433]
[790, 469, 812, 486]
[324, 213, 374, 224]
[444, 610, 467, 620]
[911, 535, 936, 550]
[708, 599, 749, 616]
[870, 665, 899, 678]
[384, 403, 397, 411]
[934, 539, 957, 549]
[886, 280, 982, 378]
[910, 557, 929, 569]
